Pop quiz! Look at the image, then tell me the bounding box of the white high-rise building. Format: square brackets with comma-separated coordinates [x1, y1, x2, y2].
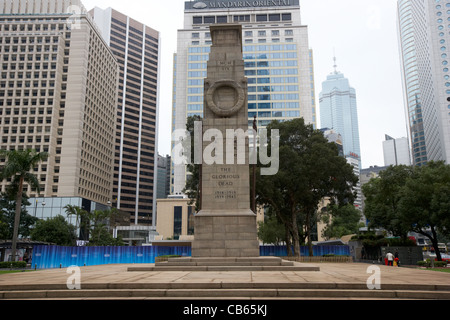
[171, 0, 316, 194]
[397, 0, 450, 165]
[383, 134, 412, 166]
[0, 0, 119, 223]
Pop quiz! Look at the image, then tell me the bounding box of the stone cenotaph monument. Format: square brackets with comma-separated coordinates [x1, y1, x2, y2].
[192, 24, 260, 258]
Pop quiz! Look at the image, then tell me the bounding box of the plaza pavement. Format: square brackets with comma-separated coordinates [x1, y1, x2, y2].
[0, 262, 449, 300]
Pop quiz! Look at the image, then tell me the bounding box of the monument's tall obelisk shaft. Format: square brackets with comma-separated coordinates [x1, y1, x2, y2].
[192, 24, 260, 257]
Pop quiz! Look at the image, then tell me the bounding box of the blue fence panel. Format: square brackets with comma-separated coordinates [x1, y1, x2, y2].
[260, 245, 350, 257]
[134, 246, 155, 264]
[32, 245, 349, 269]
[32, 245, 193, 269]
[260, 245, 287, 256]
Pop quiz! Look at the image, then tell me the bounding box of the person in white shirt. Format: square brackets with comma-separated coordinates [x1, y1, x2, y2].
[386, 252, 394, 266]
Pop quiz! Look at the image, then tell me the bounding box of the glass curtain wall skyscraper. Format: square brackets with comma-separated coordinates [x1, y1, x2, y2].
[171, 0, 316, 194]
[319, 61, 362, 214]
[319, 62, 361, 164]
[397, 0, 450, 165]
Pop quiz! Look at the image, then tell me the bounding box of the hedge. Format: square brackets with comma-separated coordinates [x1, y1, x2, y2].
[417, 260, 448, 268]
[0, 261, 27, 269]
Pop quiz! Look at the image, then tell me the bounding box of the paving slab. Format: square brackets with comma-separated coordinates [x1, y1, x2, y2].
[0, 263, 449, 290]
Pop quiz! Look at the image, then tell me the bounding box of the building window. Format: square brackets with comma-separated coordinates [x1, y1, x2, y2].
[193, 16, 202, 24]
[256, 15, 268, 22]
[204, 16, 216, 24]
[282, 13, 292, 21]
[217, 16, 227, 23]
[234, 15, 250, 22]
[187, 206, 194, 235]
[173, 206, 182, 240]
[269, 14, 281, 21]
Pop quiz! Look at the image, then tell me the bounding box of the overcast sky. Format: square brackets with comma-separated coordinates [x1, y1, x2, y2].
[82, 0, 406, 169]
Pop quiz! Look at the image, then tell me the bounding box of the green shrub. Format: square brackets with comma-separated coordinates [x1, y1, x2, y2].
[417, 260, 448, 268]
[0, 261, 27, 269]
[434, 261, 448, 268]
[417, 260, 430, 267]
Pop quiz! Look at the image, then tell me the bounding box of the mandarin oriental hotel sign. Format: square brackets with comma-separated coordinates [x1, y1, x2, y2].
[187, 0, 299, 9]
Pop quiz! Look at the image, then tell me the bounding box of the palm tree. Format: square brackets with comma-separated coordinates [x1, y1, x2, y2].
[64, 205, 90, 241]
[0, 149, 48, 261]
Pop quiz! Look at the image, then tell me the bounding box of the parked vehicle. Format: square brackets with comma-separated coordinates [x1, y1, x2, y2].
[438, 243, 448, 254]
[440, 253, 450, 262]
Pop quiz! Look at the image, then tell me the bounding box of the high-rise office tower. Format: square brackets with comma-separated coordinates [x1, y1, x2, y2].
[156, 154, 171, 200]
[383, 134, 412, 166]
[90, 7, 160, 226]
[0, 0, 119, 221]
[319, 58, 362, 165]
[319, 59, 362, 218]
[397, 0, 450, 165]
[171, 0, 316, 194]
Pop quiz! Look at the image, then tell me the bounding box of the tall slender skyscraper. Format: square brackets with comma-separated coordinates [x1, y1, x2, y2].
[319, 58, 361, 164]
[397, 0, 450, 165]
[171, 0, 316, 194]
[0, 0, 119, 222]
[319, 59, 362, 214]
[90, 7, 160, 226]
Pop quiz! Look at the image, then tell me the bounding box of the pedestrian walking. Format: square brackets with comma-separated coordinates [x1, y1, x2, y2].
[386, 251, 394, 266]
[394, 251, 400, 267]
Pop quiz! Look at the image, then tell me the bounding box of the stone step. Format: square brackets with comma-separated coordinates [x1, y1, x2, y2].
[2, 282, 450, 292]
[2, 288, 450, 300]
[128, 265, 319, 272]
[146, 256, 304, 271]
[165, 257, 289, 264]
[2, 281, 449, 300]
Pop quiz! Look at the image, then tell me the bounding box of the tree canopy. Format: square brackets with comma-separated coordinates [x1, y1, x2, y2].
[321, 204, 363, 240]
[183, 115, 203, 212]
[30, 215, 77, 246]
[362, 165, 414, 239]
[363, 161, 450, 261]
[256, 118, 359, 256]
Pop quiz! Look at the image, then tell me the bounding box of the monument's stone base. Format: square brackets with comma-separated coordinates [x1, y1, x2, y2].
[127, 256, 321, 272]
[192, 210, 260, 257]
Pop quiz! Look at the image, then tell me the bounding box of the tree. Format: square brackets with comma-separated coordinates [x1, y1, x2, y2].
[256, 118, 358, 257]
[65, 204, 90, 241]
[0, 192, 38, 240]
[0, 149, 48, 261]
[0, 206, 9, 240]
[362, 165, 414, 239]
[321, 204, 363, 240]
[30, 215, 77, 246]
[183, 115, 203, 212]
[88, 208, 124, 246]
[257, 209, 286, 246]
[398, 161, 450, 261]
[362, 162, 450, 261]
[65, 206, 124, 246]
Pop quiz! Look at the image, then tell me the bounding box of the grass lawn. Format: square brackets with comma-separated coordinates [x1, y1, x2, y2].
[427, 268, 450, 273]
